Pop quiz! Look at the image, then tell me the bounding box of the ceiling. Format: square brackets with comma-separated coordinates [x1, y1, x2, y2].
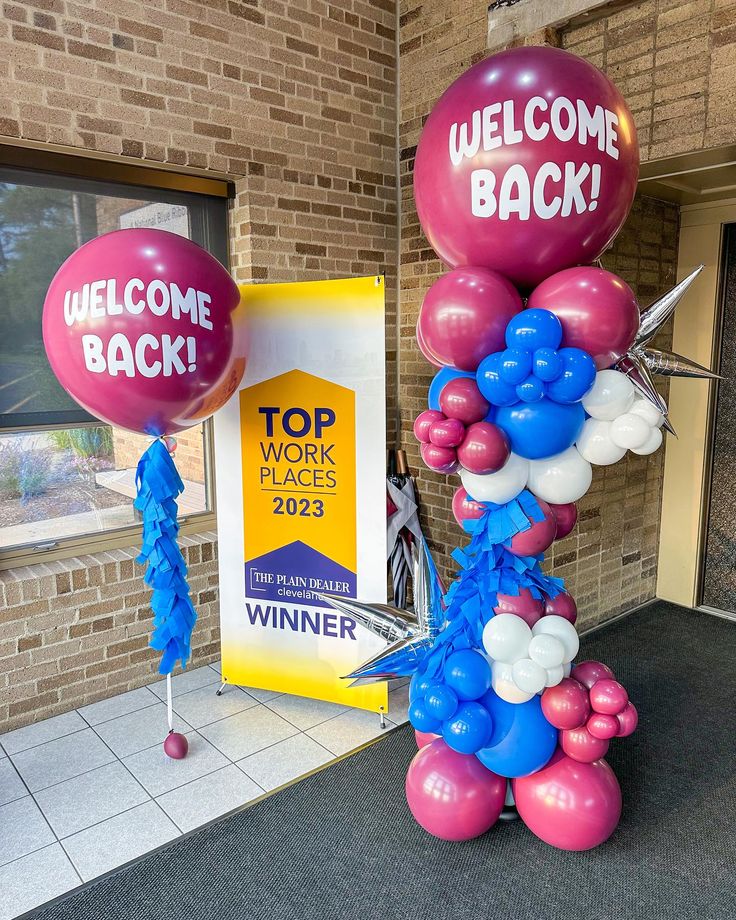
[639, 145, 736, 206]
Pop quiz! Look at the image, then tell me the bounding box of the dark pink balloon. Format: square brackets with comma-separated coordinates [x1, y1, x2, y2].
[494, 587, 543, 627]
[528, 267, 640, 369]
[414, 46, 639, 290]
[415, 730, 440, 749]
[416, 323, 442, 367]
[416, 267, 522, 371]
[413, 409, 444, 444]
[548, 501, 578, 539]
[163, 731, 189, 760]
[405, 738, 506, 841]
[571, 660, 615, 690]
[439, 377, 491, 425]
[457, 421, 510, 474]
[429, 416, 466, 448]
[589, 678, 629, 716]
[616, 702, 639, 737]
[420, 442, 458, 474]
[452, 487, 486, 527]
[587, 712, 620, 741]
[507, 499, 557, 556]
[560, 726, 610, 763]
[541, 678, 590, 730]
[543, 592, 577, 624]
[513, 748, 622, 850]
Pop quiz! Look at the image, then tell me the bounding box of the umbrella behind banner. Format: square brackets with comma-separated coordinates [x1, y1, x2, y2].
[387, 449, 425, 609]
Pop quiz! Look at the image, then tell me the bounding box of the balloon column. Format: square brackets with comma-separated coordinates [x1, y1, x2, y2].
[329, 46, 715, 850]
[43, 229, 245, 757]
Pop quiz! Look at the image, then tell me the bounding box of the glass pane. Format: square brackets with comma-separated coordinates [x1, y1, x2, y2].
[0, 425, 208, 551]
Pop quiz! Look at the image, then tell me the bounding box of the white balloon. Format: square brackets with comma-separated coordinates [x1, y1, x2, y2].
[528, 633, 565, 669]
[609, 412, 651, 450]
[492, 660, 534, 704]
[631, 426, 663, 456]
[482, 613, 532, 664]
[576, 418, 627, 466]
[512, 658, 547, 695]
[460, 452, 529, 505]
[527, 447, 593, 504]
[630, 396, 664, 428]
[582, 369, 636, 420]
[532, 615, 580, 663]
[545, 664, 565, 688]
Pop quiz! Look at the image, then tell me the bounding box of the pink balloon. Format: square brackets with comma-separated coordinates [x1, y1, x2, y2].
[616, 702, 639, 737]
[587, 713, 620, 741]
[528, 267, 640, 369]
[414, 46, 639, 290]
[405, 738, 506, 841]
[589, 678, 629, 715]
[543, 592, 577, 624]
[420, 442, 458, 474]
[439, 377, 491, 425]
[513, 748, 622, 850]
[493, 587, 543, 627]
[416, 267, 522, 371]
[457, 421, 510, 474]
[452, 487, 486, 527]
[163, 731, 188, 760]
[571, 660, 615, 690]
[429, 416, 466, 449]
[548, 501, 578, 539]
[417, 323, 442, 367]
[507, 499, 557, 556]
[43, 229, 242, 436]
[415, 730, 440, 749]
[413, 409, 444, 444]
[560, 726, 610, 763]
[541, 678, 590, 730]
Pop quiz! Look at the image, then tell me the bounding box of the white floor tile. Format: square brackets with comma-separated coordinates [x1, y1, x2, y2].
[0, 759, 27, 807]
[0, 710, 86, 756]
[0, 796, 55, 866]
[171, 684, 257, 729]
[237, 733, 333, 792]
[78, 687, 160, 726]
[264, 693, 350, 730]
[388, 682, 410, 724]
[156, 764, 262, 832]
[62, 801, 179, 881]
[94, 703, 192, 759]
[148, 666, 220, 700]
[0, 844, 81, 920]
[123, 732, 229, 797]
[239, 685, 283, 702]
[199, 706, 299, 761]
[35, 761, 149, 839]
[305, 708, 393, 756]
[208, 661, 222, 675]
[10, 729, 115, 793]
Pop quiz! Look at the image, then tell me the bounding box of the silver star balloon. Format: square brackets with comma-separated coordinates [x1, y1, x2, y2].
[635, 264, 703, 348]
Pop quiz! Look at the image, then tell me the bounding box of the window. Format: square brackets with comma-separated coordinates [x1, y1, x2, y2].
[0, 149, 231, 567]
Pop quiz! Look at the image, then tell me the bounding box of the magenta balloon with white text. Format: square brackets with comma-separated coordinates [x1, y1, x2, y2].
[42, 229, 242, 436]
[413, 46, 639, 289]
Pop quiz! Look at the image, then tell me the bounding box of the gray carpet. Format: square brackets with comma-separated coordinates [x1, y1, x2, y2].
[31, 602, 736, 920]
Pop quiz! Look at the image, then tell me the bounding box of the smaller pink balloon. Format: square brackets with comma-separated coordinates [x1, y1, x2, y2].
[571, 660, 615, 690]
[420, 442, 458, 474]
[439, 377, 491, 425]
[415, 729, 440, 748]
[507, 499, 557, 557]
[587, 713, 620, 741]
[541, 678, 590, 730]
[548, 502, 578, 540]
[457, 422, 510, 475]
[452, 487, 486, 527]
[560, 726, 610, 763]
[543, 592, 577, 624]
[494, 588, 543, 627]
[429, 416, 466, 449]
[589, 678, 629, 716]
[413, 409, 444, 444]
[616, 702, 639, 737]
[163, 731, 188, 760]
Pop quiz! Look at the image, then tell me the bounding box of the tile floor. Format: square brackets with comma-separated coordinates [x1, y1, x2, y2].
[0, 662, 410, 920]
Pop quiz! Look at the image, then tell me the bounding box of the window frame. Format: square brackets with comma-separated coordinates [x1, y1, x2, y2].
[0, 145, 234, 571]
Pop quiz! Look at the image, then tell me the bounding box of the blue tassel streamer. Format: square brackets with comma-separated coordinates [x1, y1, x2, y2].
[134, 439, 197, 675]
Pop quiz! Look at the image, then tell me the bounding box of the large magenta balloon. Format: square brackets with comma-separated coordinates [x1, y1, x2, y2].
[457, 421, 510, 474]
[493, 587, 543, 627]
[417, 267, 522, 371]
[42, 229, 242, 435]
[414, 46, 639, 289]
[452, 487, 486, 527]
[513, 748, 622, 850]
[547, 501, 578, 539]
[406, 738, 506, 841]
[506, 498, 557, 556]
[528, 267, 640, 369]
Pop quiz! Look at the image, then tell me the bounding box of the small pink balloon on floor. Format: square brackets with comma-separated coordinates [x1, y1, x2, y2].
[406, 738, 506, 841]
[547, 501, 578, 539]
[543, 591, 577, 624]
[452, 487, 486, 527]
[493, 588, 544, 627]
[506, 499, 557, 556]
[513, 748, 622, 850]
[163, 731, 188, 760]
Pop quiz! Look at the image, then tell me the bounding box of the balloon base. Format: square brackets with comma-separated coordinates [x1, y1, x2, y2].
[498, 805, 520, 822]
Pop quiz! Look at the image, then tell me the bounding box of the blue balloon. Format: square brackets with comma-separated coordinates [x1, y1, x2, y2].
[498, 348, 532, 386]
[424, 683, 459, 721]
[515, 376, 544, 403]
[409, 699, 441, 734]
[409, 672, 434, 702]
[475, 689, 557, 778]
[546, 348, 597, 404]
[444, 649, 491, 701]
[533, 347, 563, 382]
[495, 398, 585, 460]
[442, 701, 493, 755]
[505, 309, 562, 351]
[428, 366, 474, 410]
[476, 353, 518, 407]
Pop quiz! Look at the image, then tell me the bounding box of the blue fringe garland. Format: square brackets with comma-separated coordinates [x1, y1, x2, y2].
[134, 438, 197, 675]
